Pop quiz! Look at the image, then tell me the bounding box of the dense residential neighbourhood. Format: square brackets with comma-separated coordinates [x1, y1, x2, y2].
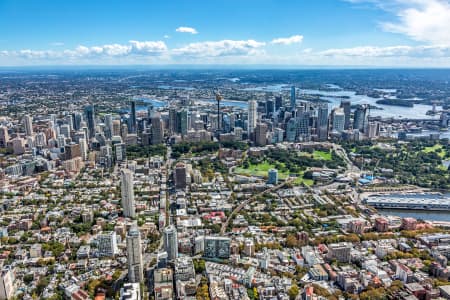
[0, 69, 449, 300]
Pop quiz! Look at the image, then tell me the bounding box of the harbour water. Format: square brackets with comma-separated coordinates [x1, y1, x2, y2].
[241, 84, 440, 119]
[136, 84, 439, 120]
[368, 193, 450, 221]
[379, 209, 450, 222]
[133, 96, 249, 110]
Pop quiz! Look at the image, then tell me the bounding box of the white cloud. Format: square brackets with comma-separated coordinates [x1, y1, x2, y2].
[271, 35, 303, 45]
[64, 44, 130, 57]
[103, 44, 131, 56]
[175, 26, 198, 34]
[320, 45, 450, 57]
[347, 0, 450, 46]
[50, 42, 64, 47]
[0, 40, 168, 62]
[16, 50, 57, 59]
[3, 37, 450, 66]
[129, 40, 168, 55]
[172, 39, 266, 57]
[380, 0, 450, 46]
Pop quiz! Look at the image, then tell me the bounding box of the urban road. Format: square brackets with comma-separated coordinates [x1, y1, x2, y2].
[220, 179, 293, 235]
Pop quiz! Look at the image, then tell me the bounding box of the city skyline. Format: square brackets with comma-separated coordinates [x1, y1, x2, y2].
[1, 0, 450, 67]
[2, 1, 450, 299]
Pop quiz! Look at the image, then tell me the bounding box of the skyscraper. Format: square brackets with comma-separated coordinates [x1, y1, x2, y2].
[221, 113, 231, 133]
[84, 105, 96, 139]
[177, 109, 188, 136]
[174, 163, 187, 189]
[59, 124, 71, 139]
[79, 138, 88, 160]
[317, 105, 329, 128]
[64, 115, 74, 131]
[266, 100, 274, 117]
[368, 122, 380, 139]
[0, 127, 9, 148]
[114, 142, 126, 161]
[317, 104, 329, 141]
[268, 169, 278, 185]
[290, 86, 296, 110]
[121, 169, 135, 218]
[126, 225, 144, 283]
[168, 108, 177, 134]
[297, 112, 311, 140]
[332, 108, 345, 133]
[254, 123, 267, 146]
[104, 114, 113, 139]
[340, 100, 351, 130]
[0, 266, 15, 300]
[72, 112, 83, 131]
[247, 100, 257, 136]
[286, 118, 297, 142]
[353, 104, 369, 132]
[112, 119, 121, 136]
[150, 115, 164, 145]
[147, 104, 155, 120]
[23, 115, 33, 136]
[163, 225, 178, 261]
[130, 100, 137, 134]
[275, 95, 283, 112]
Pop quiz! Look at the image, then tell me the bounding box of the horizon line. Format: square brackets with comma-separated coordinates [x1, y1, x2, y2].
[1, 64, 450, 71]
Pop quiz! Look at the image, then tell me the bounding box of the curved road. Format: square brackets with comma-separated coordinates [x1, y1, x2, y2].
[220, 179, 292, 235]
[220, 142, 359, 235]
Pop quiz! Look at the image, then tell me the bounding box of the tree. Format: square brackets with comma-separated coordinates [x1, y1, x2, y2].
[285, 234, 298, 248]
[194, 259, 206, 273]
[42, 241, 65, 257]
[36, 277, 49, 296]
[88, 279, 99, 295]
[210, 224, 221, 234]
[253, 287, 258, 300]
[23, 274, 34, 284]
[359, 287, 387, 300]
[247, 288, 256, 300]
[288, 284, 299, 300]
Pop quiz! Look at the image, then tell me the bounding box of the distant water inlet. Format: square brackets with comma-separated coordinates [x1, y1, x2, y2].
[134, 84, 440, 119]
[379, 209, 450, 222]
[241, 84, 439, 119]
[133, 96, 249, 110]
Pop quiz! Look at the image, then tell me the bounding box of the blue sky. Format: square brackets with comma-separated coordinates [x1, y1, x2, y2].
[1, 0, 450, 66]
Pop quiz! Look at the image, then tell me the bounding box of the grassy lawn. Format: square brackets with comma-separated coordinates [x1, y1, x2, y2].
[438, 164, 448, 171]
[234, 161, 313, 185]
[423, 144, 446, 158]
[312, 150, 332, 161]
[299, 150, 332, 161]
[234, 161, 288, 179]
[293, 174, 314, 186]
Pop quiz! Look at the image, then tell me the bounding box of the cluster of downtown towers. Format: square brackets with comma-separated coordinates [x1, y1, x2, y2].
[82, 86, 370, 152]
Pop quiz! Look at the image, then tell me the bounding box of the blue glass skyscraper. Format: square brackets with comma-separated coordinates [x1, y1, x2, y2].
[130, 100, 137, 133]
[290, 86, 296, 110]
[84, 105, 95, 139]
